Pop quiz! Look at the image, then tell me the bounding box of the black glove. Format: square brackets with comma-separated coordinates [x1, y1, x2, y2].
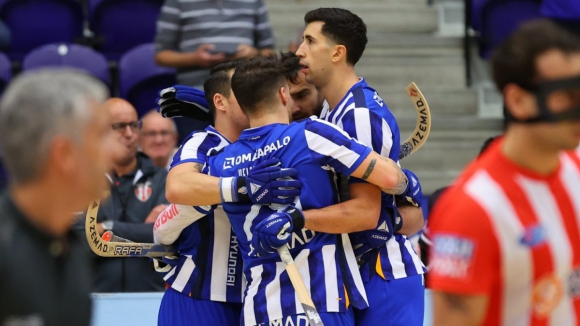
[156, 85, 212, 122]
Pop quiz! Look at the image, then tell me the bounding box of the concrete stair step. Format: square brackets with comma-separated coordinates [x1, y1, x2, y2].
[265, 0, 439, 47]
[398, 118, 503, 193]
[398, 116, 503, 131]
[357, 55, 465, 87]
[376, 86, 478, 118]
[366, 34, 463, 52]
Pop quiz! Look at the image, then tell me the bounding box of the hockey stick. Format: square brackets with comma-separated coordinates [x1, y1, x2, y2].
[277, 246, 324, 326]
[85, 199, 176, 258]
[399, 82, 431, 160]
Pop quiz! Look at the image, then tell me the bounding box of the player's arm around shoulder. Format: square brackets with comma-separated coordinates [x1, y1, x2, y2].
[428, 187, 499, 326]
[302, 118, 407, 194]
[166, 162, 221, 206]
[153, 204, 213, 245]
[302, 182, 381, 233]
[351, 152, 408, 195]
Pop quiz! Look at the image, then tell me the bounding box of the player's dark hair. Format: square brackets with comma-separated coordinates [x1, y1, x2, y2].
[203, 61, 241, 120]
[231, 56, 286, 117]
[280, 51, 301, 84]
[492, 19, 580, 92]
[304, 8, 367, 66]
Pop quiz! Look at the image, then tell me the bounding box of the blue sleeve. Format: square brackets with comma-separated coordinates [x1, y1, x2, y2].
[170, 131, 215, 170]
[303, 118, 372, 176]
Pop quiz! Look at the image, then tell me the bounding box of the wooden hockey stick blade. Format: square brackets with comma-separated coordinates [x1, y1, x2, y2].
[399, 82, 431, 160]
[102, 231, 132, 243]
[277, 246, 325, 326]
[85, 199, 176, 258]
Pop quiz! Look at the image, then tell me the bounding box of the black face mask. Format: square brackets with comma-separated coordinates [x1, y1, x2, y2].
[509, 75, 580, 123]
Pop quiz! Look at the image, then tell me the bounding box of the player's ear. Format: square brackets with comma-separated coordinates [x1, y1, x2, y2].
[504, 83, 537, 120]
[279, 86, 289, 106]
[331, 44, 347, 64]
[213, 93, 227, 115]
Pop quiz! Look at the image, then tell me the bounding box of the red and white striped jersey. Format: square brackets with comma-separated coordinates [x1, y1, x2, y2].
[428, 138, 580, 326]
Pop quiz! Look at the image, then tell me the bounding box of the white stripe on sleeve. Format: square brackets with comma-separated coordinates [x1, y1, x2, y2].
[305, 130, 362, 169]
[180, 132, 209, 161]
[353, 108, 373, 148]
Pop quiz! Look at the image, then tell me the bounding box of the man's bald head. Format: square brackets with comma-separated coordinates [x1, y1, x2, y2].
[105, 98, 140, 171]
[103, 98, 137, 119]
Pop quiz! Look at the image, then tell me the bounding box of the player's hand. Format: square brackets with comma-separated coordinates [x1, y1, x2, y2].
[400, 169, 422, 207]
[156, 85, 212, 121]
[251, 206, 305, 257]
[233, 44, 258, 60]
[219, 158, 302, 204]
[350, 206, 402, 257]
[145, 204, 168, 224]
[191, 44, 227, 68]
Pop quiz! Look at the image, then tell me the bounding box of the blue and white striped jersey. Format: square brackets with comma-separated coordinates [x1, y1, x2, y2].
[163, 126, 245, 303]
[320, 78, 426, 281]
[207, 118, 371, 326]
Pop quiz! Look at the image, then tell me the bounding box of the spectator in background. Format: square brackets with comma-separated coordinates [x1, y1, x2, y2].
[154, 0, 275, 141]
[0, 69, 111, 325]
[93, 98, 168, 293]
[140, 110, 178, 170]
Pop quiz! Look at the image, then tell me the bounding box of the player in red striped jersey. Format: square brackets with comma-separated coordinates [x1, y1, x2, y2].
[428, 19, 580, 325]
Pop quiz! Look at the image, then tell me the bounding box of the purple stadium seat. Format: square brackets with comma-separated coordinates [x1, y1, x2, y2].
[0, 0, 83, 61]
[119, 43, 176, 117]
[89, 0, 164, 61]
[0, 51, 11, 95]
[22, 44, 110, 86]
[479, 0, 542, 58]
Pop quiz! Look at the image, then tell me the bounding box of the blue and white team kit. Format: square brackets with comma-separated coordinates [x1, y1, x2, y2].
[156, 80, 426, 326]
[320, 78, 426, 326]
[157, 126, 244, 326]
[207, 118, 375, 326]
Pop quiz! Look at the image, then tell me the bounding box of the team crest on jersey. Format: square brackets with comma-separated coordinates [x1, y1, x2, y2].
[532, 274, 563, 317]
[134, 181, 152, 202]
[430, 234, 475, 280]
[373, 91, 384, 107]
[520, 224, 547, 247]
